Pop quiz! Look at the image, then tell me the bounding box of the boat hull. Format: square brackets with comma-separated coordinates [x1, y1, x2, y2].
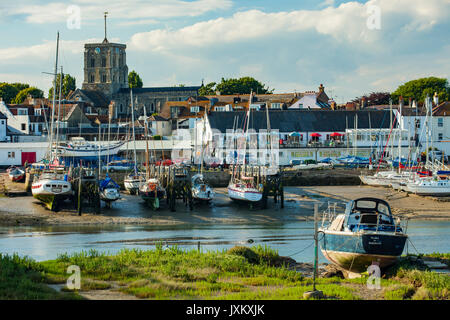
[124, 179, 142, 195]
[320, 231, 407, 273]
[139, 190, 165, 210]
[227, 186, 262, 202]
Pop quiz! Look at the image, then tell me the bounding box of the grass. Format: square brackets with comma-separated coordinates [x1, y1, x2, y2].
[1, 248, 448, 300]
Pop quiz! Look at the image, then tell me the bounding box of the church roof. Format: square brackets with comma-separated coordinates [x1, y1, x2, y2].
[68, 89, 110, 107]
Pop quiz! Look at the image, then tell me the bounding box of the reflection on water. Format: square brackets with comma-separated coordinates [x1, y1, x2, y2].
[0, 220, 449, 262]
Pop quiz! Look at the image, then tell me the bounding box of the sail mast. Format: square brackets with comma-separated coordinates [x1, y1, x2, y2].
[49, 31, 59, 162]
[130, 89, 138, 176]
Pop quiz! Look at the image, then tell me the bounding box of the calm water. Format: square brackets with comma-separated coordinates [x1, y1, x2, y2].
[0, 220, 448, 262]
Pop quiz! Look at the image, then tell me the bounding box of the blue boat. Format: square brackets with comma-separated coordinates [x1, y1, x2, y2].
[319, 198, 407, 273]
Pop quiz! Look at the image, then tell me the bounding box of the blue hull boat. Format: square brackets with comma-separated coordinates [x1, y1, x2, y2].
[319, 198, 407, 273]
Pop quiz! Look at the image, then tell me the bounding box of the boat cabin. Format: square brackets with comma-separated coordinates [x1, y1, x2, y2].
[341, 198, 400, 233]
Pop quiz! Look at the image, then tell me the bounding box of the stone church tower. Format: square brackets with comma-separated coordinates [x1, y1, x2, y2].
[82, 15, 128, 97]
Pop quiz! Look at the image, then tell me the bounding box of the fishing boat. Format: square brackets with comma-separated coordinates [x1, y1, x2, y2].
[319, 197, 408, 273]
[32, 170, 73, 211]
[8, 167, 25, 182]
[99, 175, 121, 206]
[192, 174, 214, 202]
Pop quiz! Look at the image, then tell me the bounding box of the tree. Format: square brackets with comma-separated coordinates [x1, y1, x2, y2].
[128, 70, 143, 89]
[48, 74, 76, 100]
[351, 92, 391, 106]
[215, 77, 273, 95]
[13, 87, 44, 104]
[198, 82, 216, 96]
[391, 77, 450, 105]
[0, 83, 30, 103]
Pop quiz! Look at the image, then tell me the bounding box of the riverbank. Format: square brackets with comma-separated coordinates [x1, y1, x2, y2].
[1, 247, 448, 300]
[0, 185, 449, 227]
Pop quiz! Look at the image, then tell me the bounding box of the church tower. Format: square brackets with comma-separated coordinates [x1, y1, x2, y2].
[82, 13, 128, 96]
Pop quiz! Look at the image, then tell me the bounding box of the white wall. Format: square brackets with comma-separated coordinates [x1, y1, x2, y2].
[289, 94, 320, 109]
[0, 142, 49, 166]
[0, 118, 6, 142]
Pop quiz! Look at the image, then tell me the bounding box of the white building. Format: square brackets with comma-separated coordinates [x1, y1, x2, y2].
[288, 84, 331, 110]
[0, 101, 48, 136]
[396, 101, 450, 157]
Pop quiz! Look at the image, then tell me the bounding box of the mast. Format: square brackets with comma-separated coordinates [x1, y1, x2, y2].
[398, 97, 403, 173]
[130, 89, 138, 176]
[143, 105, 150, 180]
[200, 112, 206, 175]
[243, 91, 252, 173]
[390, 99, 394, 165]
[106, 99, 112, 173]
[49, 32, 59, 162]
[425, 97, 429, 168]
[55, 66, 63, 157]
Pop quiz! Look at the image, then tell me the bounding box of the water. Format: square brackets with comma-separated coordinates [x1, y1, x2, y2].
[0, 220, 448, 262]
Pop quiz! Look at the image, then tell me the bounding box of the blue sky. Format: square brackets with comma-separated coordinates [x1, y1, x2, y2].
[0, 0, 449, 103]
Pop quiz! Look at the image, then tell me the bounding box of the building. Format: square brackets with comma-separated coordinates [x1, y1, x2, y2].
[0, 100, 49, 137]
[197, 109, 392, 165]
[78, 28, 201, 119]
[0, 111, 7, 142]
[288, 84, 331, 109]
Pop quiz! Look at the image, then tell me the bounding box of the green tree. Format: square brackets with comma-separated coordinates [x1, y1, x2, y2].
[391, 77, 450, 105]
[215, 77, 273, 95]
[198, 82, 216, 96]
[128, 70, 143, 89]
[13, 87, 44, 104]
[0, 83, 30, 103]
[48, 74, 76, 100]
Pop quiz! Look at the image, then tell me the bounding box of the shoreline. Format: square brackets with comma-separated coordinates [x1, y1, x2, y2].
[0, 185, 449, 227]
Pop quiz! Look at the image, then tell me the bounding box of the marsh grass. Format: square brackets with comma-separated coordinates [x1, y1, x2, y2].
[3, 248, 449, 300]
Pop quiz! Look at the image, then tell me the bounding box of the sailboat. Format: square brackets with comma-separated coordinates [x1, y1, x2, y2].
[138, 106, 166, 209]
[227, 92, 263, 203]
[98, 105, 121, 206]
[192, 113, 214, 202]
[124, 89, 144, 195]
[32, 32, 73, 211]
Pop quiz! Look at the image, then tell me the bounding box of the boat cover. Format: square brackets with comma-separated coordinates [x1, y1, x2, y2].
[99, 176, 120, 190]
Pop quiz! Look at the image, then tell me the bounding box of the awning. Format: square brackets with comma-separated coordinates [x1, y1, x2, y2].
[330, 132, 344, 137]
[310, 133, 321, 137]
[289, 132, 302, 137]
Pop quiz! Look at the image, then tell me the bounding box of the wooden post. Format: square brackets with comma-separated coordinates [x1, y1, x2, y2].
[77, 170, 82, 216]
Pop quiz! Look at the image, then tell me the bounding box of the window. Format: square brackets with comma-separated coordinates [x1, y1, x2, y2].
[102, 57, 106, 68]
[8, 152, 15, 158]
[21, 123, 26, 131]
[438, 133, 443, 141]
[1, 120, 4, 125]
[415, 119, 420, 129]
[90, 74, 95, 83]
[271, 103, 281, 109]
[438, 118, 443, 127]
[190, 106, 200, 113]
[101, 74, 107, 83]
[18, 109, 27, 115]
[90, 58, 95, 68]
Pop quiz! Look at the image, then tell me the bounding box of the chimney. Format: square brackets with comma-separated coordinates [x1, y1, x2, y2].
[409, 97, 412, 107]
[318, 84, 324, 93]
[361, 97, 366, 109]
[433, 92, 439, 106]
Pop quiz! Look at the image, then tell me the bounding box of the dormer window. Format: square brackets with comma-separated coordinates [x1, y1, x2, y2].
[190, 106, 200, 113]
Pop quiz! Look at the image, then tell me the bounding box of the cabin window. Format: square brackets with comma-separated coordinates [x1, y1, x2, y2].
[8, 152, 15, 158]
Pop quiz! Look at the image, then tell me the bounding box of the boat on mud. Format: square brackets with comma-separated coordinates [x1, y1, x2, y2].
[31, 170, 73, 211]
[192, 174, 214, 202]
[99, 176, 121, 206]
[8, 166, 25, 182]
[319, 197, 408, 273]
[139, 178, 166, 210]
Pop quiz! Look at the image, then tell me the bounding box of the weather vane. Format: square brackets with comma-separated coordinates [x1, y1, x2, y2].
[104, 11, 109, 42]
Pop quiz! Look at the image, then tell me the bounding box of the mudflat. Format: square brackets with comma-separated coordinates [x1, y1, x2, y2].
[0, 186, 448, 227]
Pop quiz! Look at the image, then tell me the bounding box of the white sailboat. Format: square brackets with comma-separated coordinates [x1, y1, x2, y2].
[192, 112, 214, 202]
[227, 92, 263, 203]
[32, 32, 73, 211]
[124, 89, 144, 195]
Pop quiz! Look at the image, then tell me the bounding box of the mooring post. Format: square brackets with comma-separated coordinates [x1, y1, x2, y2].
[303, 203, 323, 299]
[77, 170, 82, 216]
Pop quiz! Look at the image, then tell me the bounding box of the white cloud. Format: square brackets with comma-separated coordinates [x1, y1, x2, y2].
[6, 0, 233, 23]
[129, 0, 449, 53]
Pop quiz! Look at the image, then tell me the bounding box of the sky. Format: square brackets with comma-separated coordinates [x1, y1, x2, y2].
[0, 0, 449, 103]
